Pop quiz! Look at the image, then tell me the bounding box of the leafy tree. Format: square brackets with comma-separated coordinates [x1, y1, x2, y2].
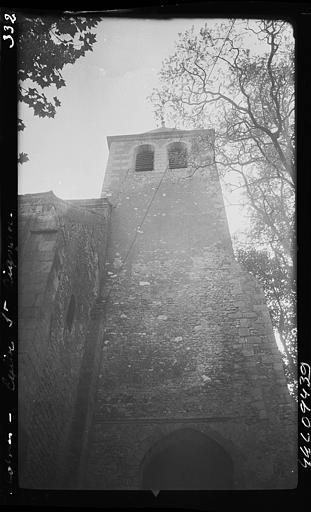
[18, 14, 99, 161]
[149, 18, 296, 388]
[236, 245, 296, 394]
[149, 19, 294, 258]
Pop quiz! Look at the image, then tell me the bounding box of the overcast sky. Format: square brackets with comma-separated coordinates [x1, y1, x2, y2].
[18, 16, 261, 236]
[18, 19, 199, 196]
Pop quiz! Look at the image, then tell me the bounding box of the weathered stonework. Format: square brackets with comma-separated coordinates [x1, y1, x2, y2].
[80, 127, 296, 489]
[18, 127, 296, 490]
[18, 192, 111, 488]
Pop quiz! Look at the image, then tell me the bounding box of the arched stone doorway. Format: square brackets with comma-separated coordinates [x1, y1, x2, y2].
[141, 428, 234, 490]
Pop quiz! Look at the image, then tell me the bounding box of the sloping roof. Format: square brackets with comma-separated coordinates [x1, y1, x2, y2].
[106, 127, 214, 148]
[145, 126, 179, 133]
[18, 191, 110, 226]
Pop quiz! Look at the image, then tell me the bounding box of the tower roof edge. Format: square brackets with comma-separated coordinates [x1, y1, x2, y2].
[106, 127, 214, 149]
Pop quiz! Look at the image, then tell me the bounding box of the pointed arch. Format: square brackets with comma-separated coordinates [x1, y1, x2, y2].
[141, 428, 234, 490]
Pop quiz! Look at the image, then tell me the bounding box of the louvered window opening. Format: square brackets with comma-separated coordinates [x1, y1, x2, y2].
[135, 145, 154, 172]
[168, 143, 188, 169]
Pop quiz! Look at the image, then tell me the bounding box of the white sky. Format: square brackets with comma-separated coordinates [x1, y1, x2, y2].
[18, 17, 252, 236]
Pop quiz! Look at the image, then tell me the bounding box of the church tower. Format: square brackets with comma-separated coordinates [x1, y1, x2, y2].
[79, 127, 296, 490]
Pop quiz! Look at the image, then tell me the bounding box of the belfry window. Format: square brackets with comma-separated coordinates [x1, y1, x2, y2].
[135, 144, 154, 172]
[168, 142, 188, 169]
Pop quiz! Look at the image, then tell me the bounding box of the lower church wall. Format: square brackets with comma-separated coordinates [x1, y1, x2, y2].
[18, 193, 111, 488]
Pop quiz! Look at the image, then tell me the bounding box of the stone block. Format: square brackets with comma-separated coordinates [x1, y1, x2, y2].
[240, 318, 249, 327]
[242, 312, 258, 318]
[239, 328, 249, 337]
[39, 240, 56, 251]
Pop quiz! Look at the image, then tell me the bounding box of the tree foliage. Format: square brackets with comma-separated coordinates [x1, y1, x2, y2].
[236, 246, 296, 392]
[150, 18, 296, 388]
[18, 14, 99, 160]
[149, 19, 294, 256]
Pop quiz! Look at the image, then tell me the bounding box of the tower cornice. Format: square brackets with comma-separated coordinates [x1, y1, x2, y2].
[107, 127, 215, 149]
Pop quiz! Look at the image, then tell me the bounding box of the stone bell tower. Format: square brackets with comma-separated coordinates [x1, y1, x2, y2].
[79, 127, 296, 490]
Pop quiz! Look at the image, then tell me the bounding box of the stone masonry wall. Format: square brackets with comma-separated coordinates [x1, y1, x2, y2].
[18, 192, 111, 488]
[80, 129, 296, 489]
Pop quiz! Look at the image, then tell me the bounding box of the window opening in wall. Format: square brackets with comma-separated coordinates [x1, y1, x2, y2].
[135, 144, 154, 172]
[66, 294, 76, 332]
[168, 142, 188, 169]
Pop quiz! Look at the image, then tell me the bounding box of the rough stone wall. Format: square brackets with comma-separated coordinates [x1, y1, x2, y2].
[80, 129, 296, 489]
[18, 192, 111, 488]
